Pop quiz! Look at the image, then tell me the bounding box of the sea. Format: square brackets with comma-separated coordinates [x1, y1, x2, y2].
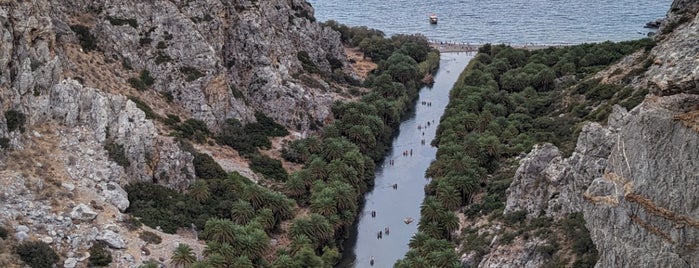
[307, 0, 674, 45]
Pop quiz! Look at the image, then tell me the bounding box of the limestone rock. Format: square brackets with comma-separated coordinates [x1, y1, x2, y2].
[582, 94, 699, 267]
[97, 230, 126, 249]
[14, 231, 28, 241]
[64, 257, 78, 268]
[100, 182, 130, 212]
[70, 204, 98, 222]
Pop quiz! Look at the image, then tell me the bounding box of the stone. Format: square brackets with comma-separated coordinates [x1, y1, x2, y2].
[64, 258, 78, 268]
[100, 182, 130, 212]
[70, 203, 98, 222]
[97, 230, 126, 249]
[61, 182, 75, 191]
[14, 231, 28, 241]
[15, 225, 29, 233]
[41, 236, 54, 244]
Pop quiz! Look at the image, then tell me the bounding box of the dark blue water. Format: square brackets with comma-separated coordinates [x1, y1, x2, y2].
[308, 0, 672, 44]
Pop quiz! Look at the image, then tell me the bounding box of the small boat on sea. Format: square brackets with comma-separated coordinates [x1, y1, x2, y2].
[429, 14, 438, 24]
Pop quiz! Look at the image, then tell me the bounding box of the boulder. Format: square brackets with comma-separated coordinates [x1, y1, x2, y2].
[70, 203, 98, 222]
[96, 230, 126, 249]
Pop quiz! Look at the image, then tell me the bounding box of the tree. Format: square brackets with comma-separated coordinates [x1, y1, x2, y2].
[15, 241, 59, 268]
[385, 53, 419, 84]
[420, 197, 444, 222]
[203, 218, 237, 244]
[230, 200, 255, 225]
[188, 180, 211, 202]
[171, 244, 197, 268]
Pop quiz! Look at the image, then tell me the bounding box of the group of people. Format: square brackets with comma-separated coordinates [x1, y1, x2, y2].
[376, 227, 390, 239]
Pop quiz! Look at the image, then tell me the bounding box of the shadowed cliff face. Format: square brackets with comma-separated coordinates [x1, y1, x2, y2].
[499, 3, 699, 267]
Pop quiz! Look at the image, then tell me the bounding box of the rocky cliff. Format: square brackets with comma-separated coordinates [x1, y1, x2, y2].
[493, 1, 699, 267]
[0, 0, 350, 266]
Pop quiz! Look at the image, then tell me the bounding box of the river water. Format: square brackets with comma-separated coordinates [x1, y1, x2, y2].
[308, 0, 672, 44]
[337, 53, 473, 267]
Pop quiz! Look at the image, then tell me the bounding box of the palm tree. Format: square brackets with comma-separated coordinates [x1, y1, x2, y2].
[440, 211, 460, 238]
[309, 214, 334, 241]
[426, 249, 461, 268]
[203, 241, 233, 259]
[170, 244, 197, 268]
[420, 197, 444, 222]
[310, 194, 338, 216]
[321, 138, 346, 162]
[230, 256, 254, 268]
[331, 181, 358, 210]
[436, 183, 461, 211]
[204, 253, 227, 268]
[285, 174, 307, 198]
[230, 200, 255, 225]
[409, 232, 430, 249]
[235, 228, 269, 261]
[307, 157, 328, 181]
[188, 180, 210, 203]
[289, 217, 314, 241]
[418, 220, 442, 238]
[263, 191, 295, 221]
[253, 208, 276, 232]
[203, 218, 238, 244]
[272, 254, 300, 268]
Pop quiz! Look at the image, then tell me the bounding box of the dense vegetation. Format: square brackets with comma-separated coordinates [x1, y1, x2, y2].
[397, 39, 653, 267]
[126, 21, 438, 266]
[273, 23, 439, 266]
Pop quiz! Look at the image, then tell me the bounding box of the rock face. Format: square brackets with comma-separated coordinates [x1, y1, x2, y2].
[583, 94, 699, 267]
[50, 0, 347, 133]
[0, 0, 350, 265]
[498, 4, 699, 268]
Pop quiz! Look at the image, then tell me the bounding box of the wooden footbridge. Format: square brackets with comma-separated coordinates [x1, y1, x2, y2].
[429, 41, 575, 53]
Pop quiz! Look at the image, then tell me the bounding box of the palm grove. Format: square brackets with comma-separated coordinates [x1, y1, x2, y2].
[125, 21, 440, 267]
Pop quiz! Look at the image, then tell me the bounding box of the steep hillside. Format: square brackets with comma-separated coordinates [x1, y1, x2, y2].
[0, 0, 356, 267]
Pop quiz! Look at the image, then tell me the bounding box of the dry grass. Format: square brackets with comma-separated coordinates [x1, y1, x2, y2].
[344, 46, 377, 80]
[673, 110, 699, 132]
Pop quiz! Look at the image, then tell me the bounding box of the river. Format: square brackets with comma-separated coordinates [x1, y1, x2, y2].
[337, 52, 473, 268]
[308, 0, 672, 45]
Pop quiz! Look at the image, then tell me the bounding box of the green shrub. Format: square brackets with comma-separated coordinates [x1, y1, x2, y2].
[5, 110, 26, 133]
[70, 24, 98, 51]
[129, 70, 155, 90]
[175, 118, 210, 143]
[253, 112, 289, 137]
[107, 16, 138, 28]
[105, 140, 130, 168]
[16, 241, 59, 268]
[297, 51, 321, 74]
[250, 154, 288, 181]
[192, 152, 227, 180]
[155, 51, 172, 65]
[139, 231, 162, 244]
[128, 96, 160, 120]
[503, 210, 527, 225]
[180, 67, 204, 82]
[88, 242, 113, 267]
